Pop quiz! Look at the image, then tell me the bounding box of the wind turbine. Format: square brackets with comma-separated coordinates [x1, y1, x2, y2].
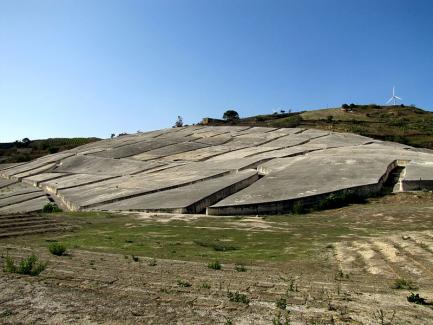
[386, 86, 402, 106]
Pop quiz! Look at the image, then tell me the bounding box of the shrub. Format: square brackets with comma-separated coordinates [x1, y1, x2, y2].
[291, 201, 305, 214]
[48, 242, 66, 256]
[392, 278, 417, 290]
[208, 260, 222, 270]
[177, 279, 192, 287]
[235, 264, 247, 272]
[132, 255, 139, 262]
[201, 282, 211, 289]
[42, 203, 62, 213]
[3, 254, 47, 276]
[275, 297, 287, 310]
[227, 290, 249, 304]
[194, 240, 238, 252]
[148, 258, 157, 266]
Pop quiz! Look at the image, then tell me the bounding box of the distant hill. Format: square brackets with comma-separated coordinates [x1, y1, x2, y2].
[202, 104, 433, 149]
[0, 137, 100, 163]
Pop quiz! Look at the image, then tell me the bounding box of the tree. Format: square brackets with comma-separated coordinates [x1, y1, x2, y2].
[110, 133, 116, 139]
[174, 116, 183, 128]
[223, 110, 240, 121]
[22, 138, 31, 146]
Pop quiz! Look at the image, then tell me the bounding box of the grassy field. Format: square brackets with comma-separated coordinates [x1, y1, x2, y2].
[2, 192, 433, 324]
[5, 192, 433, 265]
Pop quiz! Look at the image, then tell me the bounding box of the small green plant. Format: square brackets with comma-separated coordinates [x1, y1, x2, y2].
[201, 282, 211, 289]
[42, 203, 62, 213]
[0, 309, 12, 318]
[272, 310, 291, 325]
[48, 242, 66, 256]
[208, 260, 222, 270]
[194, 240, 238, 252]
[275, 297, 287, 310]
[235, 264, 247, 272]
[223, 316, 233, 325]
[3, 254, 47, 276]
[291, 201, 305, 214]
[227, 290, 249, 305]
[373, 309, 396, 325]
[177, 279, 192, 287]
[392, 278, 417, 290]
[131, 255, 139, 262]
[148, 258, 157, 266]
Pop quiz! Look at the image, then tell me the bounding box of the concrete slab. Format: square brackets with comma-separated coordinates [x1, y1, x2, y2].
[0, 178, 18, 189]
[95, 169, 258, 213]
[22, 173, 69, 187]
[54, 155, 164, 175]
[132, 141, 210, 161]
[40, 174, 119, 194]
[207, 154, 396, 215]
[0, 196, 50, 214]
[0, 191, 46, 208]
[2, 126, 433, 215]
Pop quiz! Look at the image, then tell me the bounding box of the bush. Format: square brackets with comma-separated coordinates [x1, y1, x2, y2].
[3, 254, 47, 276]
[48, 242, 66, 256]
[227, 290, 249, 304]
[291, 201, 305, 214]
[42, 203, 62, 213]
[208, 260, 222, 270]
[194, 240, 238, 252]
[131, 255, 139, 262]
[234, 264, 247, 272]
[392, 278, 417, 290]
[275, 297, 287, 310]
[177, 279, 192, 287]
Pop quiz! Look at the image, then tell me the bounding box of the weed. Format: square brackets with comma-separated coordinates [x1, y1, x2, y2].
[48, 242, 66, 256]
[223, 316, 233, 325]
[272, 310, 291, 325]
[194, 240, 238, 252]
[148, 258, 157, 266]
[208, 260, 222, 270]
[335, 269, 349, 280]
[391, 278, 417, 290]
[177, 279, 192, 287]
[235, 264, 247, 272]
[201, 282, 211, 289]
[275, 297, 287, 310]
[291, 201, 305, 214]
[373, 309, 396, 325]
[227, 290, 249, 305]
[3, 254, 47, 276]
[131, 255, 139, 262]
[42, 203, 62, 213]
[0, 309, 12, 318]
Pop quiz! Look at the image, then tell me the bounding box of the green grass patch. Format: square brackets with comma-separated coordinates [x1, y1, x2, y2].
[3, 254, 47, 276]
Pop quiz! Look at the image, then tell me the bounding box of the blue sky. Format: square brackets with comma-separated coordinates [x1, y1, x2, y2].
[1, 0, 432, 142]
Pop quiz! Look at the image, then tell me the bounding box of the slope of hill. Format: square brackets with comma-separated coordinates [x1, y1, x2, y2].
[203, 104, 433, 149]
[0, 138, 101, 164]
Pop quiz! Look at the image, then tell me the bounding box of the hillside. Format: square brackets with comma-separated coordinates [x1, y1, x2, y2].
[202, 104, 433, 149]
[0, 137, 100, 164]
